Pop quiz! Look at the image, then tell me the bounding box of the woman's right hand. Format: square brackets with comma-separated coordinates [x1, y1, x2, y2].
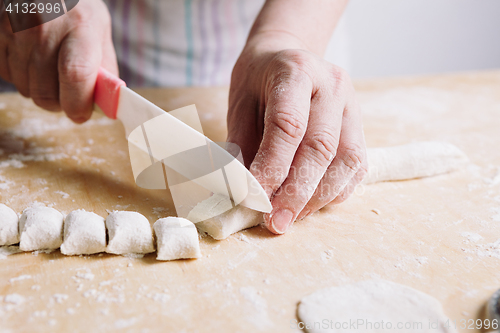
[0, 0, 118, 123]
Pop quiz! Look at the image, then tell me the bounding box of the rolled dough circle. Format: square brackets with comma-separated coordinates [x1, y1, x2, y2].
[298, 280, 456, 333]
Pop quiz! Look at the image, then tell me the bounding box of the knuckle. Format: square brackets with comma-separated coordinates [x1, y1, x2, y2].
[269, 110, 306, 145]
[59, 57, 95, 84]
[304, 131, 338, 165]
[331, 65, 349, 84]
[359, 158, 369, 176]
[329, 65, 352, 96]
[66, 6, 93, 26]
[270, 50, 313, 83]
[338, 143, 365, 172]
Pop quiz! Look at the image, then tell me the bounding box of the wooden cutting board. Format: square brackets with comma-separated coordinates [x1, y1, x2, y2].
[1, 71, 499, 332]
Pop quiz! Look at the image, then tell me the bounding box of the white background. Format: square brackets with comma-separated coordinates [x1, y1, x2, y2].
[326, 0, 500, 78]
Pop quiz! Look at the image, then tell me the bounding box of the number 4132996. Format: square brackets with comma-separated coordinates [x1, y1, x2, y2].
[5, 2, 61, 14]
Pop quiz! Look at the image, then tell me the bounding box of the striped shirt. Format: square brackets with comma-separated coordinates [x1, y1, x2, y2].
[103, 0, 265, 87]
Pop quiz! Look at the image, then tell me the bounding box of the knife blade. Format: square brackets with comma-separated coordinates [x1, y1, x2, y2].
[93, 67, 272, 214]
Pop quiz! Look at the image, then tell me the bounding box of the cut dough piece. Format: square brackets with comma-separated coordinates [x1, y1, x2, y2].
[187, 194, 263, 240]
[154, 217, 201, 261]
[60, 210, 106, 255]
[187, 193, 233, 223]
[19, 206, 64, 251]
[0, 204, 19, 246]
[106, 211, 155, 255]
[298, 279, 456, 333]
[364, 141, 468, 184]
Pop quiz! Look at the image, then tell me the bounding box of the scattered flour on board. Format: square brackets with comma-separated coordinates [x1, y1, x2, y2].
[146, 293, 170, 303]
[236, 234, 252, 244]
[11, 117, 114, 139]
[52, 294, 69, 304]
[321, 249, 334, 263]
[0, 175, 14, 190]
[239, 286, 272, 330]
[0, 147, 68, 172]
[474, 240, 500, 259]
[460, 230, 500, 259]
[55, 191, 70, 199]
[228, 251, 257, 270]
[114, 318, 138, 329]
[460, 232, 484, 243]
[90, 157, 106, 165]
[4, 294, 25, 305]
[394, 256, 429, 271]
[152, 207, 169, 217]
[81, 282, 126, 304]
[75, 271, 95, 281]
[9, 275, 32, 283]
[0, 159, 25, 169]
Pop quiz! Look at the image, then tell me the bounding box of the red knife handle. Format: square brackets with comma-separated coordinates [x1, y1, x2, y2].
[94, 67, 126, 119]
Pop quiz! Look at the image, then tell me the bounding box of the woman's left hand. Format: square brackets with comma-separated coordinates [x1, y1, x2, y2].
[227, 32, 368, 235]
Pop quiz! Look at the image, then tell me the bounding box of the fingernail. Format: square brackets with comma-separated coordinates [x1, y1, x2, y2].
[271, 208, 294, 234]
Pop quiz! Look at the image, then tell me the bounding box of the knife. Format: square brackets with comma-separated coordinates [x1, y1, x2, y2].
[93, 67, 272, 214]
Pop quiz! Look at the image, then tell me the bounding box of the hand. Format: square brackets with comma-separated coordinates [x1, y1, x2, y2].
[227, 33, 368, 235]
[0, 0, 117, 123]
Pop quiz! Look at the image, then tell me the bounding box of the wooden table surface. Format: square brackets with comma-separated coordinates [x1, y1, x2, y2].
[1, 71, 500, 332]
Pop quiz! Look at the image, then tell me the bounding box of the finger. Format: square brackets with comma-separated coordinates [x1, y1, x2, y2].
[0, 42, 9, 82]
[264, 71, 343, 234]
[249, 61, 312, 199]
[7, 33, 32, 97]
[0, 7, 13, 82]
[298, 164, 367, 220]
[100, 33, 119, 76]
[297, 99, 367, 219]
[329, 165, 367, 205]
[58, 26, 102, 123]
[29, 29, 61, 111]
[227, 93, 263, 168]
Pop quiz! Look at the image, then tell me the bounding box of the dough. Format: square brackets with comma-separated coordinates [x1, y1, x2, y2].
[19, 206, 64, 251]
[0, 204, 19, 246]
[154, 217, 201, 261]
[60, 210, 107, 255]
[187, 194, 263, 240]
[106, 211, 155, 255]
[364, 141, 468, 184]
[298, 280, 456, 333]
